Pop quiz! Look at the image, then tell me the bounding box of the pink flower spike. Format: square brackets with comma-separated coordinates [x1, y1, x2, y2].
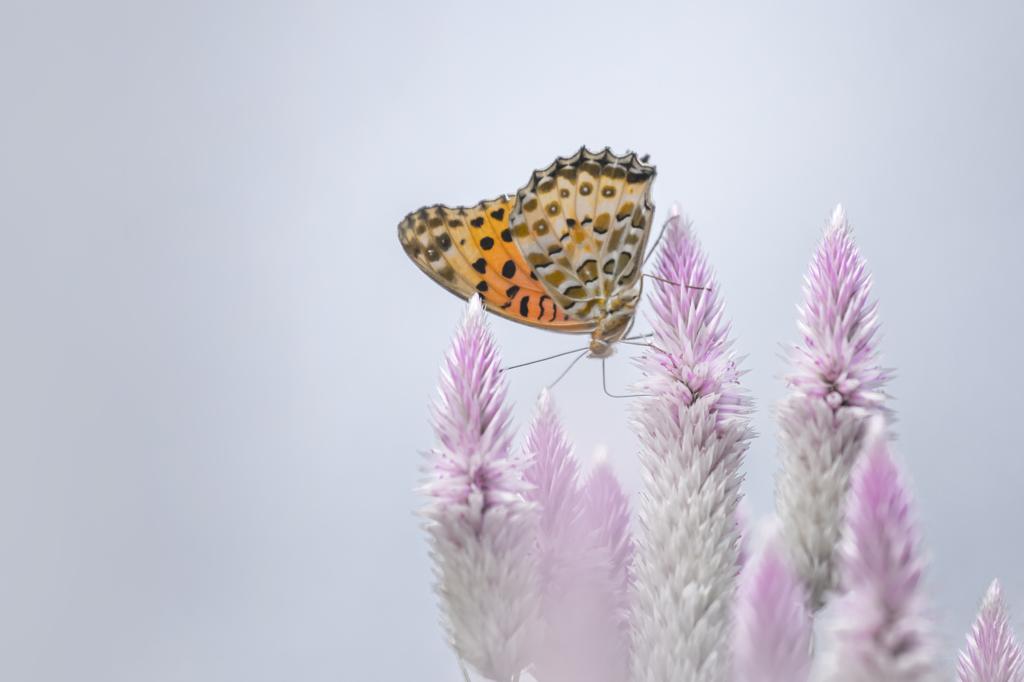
[582, 455, 634, 624]
[824, 419, 941, 682]
[630, 207, 753, 682]
[581, 455, 635, 681]
[734, 526, 812, 682]
[775, 205, 889, 612]
[956, 579, 1024, 682]
[522, 391, 631, 682]
[420, 295, 540, 682]
[784, 205, 887, 408]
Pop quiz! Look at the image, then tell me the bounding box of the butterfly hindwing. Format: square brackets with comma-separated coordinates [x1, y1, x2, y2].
[509, 148, 656, 324]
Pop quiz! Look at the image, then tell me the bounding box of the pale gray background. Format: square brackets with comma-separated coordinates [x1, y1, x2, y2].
[1, 1, 1021, 680]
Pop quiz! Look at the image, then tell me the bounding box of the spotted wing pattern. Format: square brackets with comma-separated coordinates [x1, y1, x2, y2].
[398, 196, 593, 330]
[508, 148, 656, 324]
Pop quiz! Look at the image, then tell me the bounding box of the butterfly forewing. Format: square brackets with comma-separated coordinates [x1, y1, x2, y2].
[397, 197, 592, 331]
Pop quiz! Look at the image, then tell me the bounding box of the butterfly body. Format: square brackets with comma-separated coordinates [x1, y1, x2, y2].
[398, 148, 655, 358]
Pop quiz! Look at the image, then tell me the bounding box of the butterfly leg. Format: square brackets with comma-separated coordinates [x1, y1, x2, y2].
[547, 349, 589, 391]
[602, 357, 645, 399]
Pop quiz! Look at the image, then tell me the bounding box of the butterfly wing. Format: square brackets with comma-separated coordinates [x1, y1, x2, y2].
[508, 148, 656, 324]
[398, 196, 594, 332]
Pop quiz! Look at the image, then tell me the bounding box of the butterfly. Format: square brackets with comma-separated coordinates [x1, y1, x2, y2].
[398, 147, 656, 358]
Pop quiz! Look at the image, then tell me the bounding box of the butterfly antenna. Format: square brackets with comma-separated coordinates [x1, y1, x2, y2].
[458, 657, 472, 682]
[602, 358, 645, 399]
[547, 349, 588, 390]
[643, 213, 673, 262]
[502, 346, 590, 372]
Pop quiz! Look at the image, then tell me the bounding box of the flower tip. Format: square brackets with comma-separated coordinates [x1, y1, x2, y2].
[592, 444, 610, 466]
[825, 203, 850, 236]
[669, 201, 681, 217]
[861, 414, 888, 456]
[466, 292, 485, 317]
[983, 577, 1005, 607]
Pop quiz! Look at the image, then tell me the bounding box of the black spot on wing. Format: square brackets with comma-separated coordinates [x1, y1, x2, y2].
[538, 296, 549, 320]
[502, 260, 516, 278]
[476, 281, 488, 292]
[480, 237, 494, 250]
[506, 285, 520, 299]
[490, 208, 505, 221]
[520, 296, 530, 317]
[472, 258, 487, 274]
[500, 228, 512, 242]
[470, 217, 485, 227]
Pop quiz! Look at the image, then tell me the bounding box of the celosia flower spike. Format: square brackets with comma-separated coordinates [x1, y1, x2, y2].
[733, 525, 812, 682]
[582, 456, 634, 624]
[630, 205, 753, 682]
[824, 419, 941, 682]
[581, 456, 634, 682]
[522, 391, 632, 682]
[956, 579, 1024, 682]
[784, 205, 886, 408]
[420, 295, 540, 682]
[775, 205, 889, 612]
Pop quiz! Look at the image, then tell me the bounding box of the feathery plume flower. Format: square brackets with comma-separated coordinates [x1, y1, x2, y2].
[420, 295, 540, 682]
[956, 579, 1024, 682]
[581, 455, 635, 682]
[582, 455, 634, 631]
[775, 204, 888, 612]
[522, 390, 632, 682]
[734, 525, 813, 682]
[630, 205, 753, 682]
[824, 419, 941, 682]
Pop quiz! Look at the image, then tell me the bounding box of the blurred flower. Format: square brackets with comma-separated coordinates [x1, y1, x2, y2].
[581, 455, 634, 682]
[582, 455, 634, 635]
[956, 579, 1024, 682]
[775, 205, 889, 612]
[734, 525, 812, 682]
[522, 390, 632, 682]
[420, 295, 540, 682]
[630, 206, 753, 682]
[823, 420, 941, 682]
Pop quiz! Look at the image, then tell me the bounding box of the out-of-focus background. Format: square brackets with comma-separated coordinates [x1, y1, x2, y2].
[1, 1, 1021, 680]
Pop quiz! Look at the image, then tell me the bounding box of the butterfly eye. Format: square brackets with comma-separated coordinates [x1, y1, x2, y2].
[580, 183, 592, 196]
[602, 187, 616, 198]
[560, 189, 570, 198]
[547, 203, 560, 216]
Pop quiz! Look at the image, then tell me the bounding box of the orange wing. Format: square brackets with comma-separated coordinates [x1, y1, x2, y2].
[398, 196, 595, 332]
